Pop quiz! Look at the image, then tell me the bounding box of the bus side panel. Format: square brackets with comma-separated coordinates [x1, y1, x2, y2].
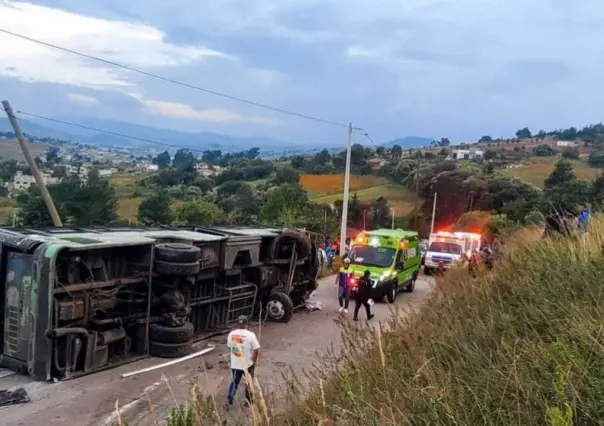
[3, 252, 35, 365]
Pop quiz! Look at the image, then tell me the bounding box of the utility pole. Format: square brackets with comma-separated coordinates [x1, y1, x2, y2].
[391, 208, 395, 229]
[2, 100, 63, 227]
[339, 123, 353, 257]
[414, 153, 421, 230]
[430, 192, 438, 235]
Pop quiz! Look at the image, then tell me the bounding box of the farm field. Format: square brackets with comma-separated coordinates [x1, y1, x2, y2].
[301, 174, 419, 216]
[503, 156, 602, 187]
[0, 139, 48, 161]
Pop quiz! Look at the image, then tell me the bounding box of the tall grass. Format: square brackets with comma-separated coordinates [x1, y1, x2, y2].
[135, 221, 604, 425]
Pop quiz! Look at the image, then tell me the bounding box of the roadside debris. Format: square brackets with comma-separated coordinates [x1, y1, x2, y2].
[121, 344, 216, 379]
[0, 388, 30, 407]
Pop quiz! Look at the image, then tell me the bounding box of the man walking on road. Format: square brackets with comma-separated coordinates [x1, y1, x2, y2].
[226, 315, 260, 408]
[335, 258, 353, 313]
[353, 270, 375, 321]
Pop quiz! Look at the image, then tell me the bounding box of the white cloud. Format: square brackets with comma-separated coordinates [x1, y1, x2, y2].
[67, 92, 99, 105]
[0, 1, 229, 89]
[139, 98, 281, 126]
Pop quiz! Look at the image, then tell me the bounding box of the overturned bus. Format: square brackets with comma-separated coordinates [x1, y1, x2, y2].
[0, 225, 319, 381]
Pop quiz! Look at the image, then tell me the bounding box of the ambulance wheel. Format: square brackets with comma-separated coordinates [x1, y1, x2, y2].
[386, 283, 398, 303]
[405, 273, 418, 293]
[266, 292, 294, 323]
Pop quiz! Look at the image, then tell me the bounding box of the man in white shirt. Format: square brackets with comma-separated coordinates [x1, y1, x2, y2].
[227, 315, 260, 408]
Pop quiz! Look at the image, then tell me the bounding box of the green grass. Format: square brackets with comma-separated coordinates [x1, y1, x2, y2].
[310, 179, 419, 217]
[0, 139, 48, 161]
[150, 221, 604, 425]
[504, 156, 602, 187]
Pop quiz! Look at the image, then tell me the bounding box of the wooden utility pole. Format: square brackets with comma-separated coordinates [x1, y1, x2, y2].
[2, 100, 63, 227]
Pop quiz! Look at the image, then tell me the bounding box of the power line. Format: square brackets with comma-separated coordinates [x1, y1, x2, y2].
[12, 109, 209, 154]
[0, 28, 351, 128]
[6, 108, 347, 157]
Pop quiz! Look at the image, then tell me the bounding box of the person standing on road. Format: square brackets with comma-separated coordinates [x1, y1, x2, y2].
[353, 270, 375, 321]
[335, 258, 352, 313]
[226, 315, 260, 409]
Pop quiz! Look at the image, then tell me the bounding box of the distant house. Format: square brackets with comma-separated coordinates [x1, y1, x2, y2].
[451, 148, 484, 161]
[195, 162, 223, 177]
[66, 165, 89, 180]
[9, 171, 60, 192]
[368, 158, 386, 169]
[98, 168, 119, 177]
[135, 164, 159, 172]
[556, 140, 576, 147]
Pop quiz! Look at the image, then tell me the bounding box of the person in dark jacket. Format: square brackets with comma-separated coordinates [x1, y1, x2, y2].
[353, 270, 375, 321]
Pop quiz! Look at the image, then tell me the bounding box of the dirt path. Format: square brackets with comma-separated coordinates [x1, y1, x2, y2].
[0, 274, 434, 426]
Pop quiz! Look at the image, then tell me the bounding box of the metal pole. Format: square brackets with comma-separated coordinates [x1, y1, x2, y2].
[339, 123, 353, 257]
[430, 192, 437, 234]
[391, 208, 395, 229]
[2, 100, 63, 227]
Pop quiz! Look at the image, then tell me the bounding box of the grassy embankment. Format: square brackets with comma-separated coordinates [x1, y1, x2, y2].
[504, 156, 602, 188]
[109, 173, 187, 221]
[300, 174, 419, 217]
[145, 219, 604, 425]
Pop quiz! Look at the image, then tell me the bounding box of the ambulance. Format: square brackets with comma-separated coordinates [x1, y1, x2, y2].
[347, 228, 421, 303]
[423, 231, 482, 274]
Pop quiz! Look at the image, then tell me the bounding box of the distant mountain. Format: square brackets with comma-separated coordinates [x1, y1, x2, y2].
[0, 117, 77, 141]
[0, 117, 308, 154]
[382, 136, 434, 149]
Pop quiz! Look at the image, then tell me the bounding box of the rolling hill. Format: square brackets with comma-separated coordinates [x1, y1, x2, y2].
[300, 174, 419, 216]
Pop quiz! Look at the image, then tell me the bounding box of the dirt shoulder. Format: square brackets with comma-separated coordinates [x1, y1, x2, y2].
[0, 274, 434, 426]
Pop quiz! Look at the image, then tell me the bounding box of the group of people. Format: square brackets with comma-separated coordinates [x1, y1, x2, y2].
[334, 257, 375, 321]
[543, 203, 590, 238]
[317, 237, 353, 276]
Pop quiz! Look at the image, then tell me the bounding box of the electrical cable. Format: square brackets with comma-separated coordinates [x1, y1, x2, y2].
[0, 28, 351, 128]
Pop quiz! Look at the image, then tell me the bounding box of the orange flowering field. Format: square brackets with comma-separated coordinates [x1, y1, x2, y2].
[300, 174, 380, 196]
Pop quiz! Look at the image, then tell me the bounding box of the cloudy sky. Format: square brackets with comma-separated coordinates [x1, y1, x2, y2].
[0, 0, 602, 146]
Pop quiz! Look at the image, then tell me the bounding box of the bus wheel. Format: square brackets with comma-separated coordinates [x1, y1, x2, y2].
[266, 292, 294, 323]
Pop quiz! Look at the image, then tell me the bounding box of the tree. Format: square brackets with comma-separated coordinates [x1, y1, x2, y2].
[172, 149, 195, 169]
[138, 190, 172, 225]
[350, 144, 366, 166]
[533, 144, 556, 157]
[370, 197, 390, 228]
[561, 147, 580, 160]
[273, 164, 300, 185]
[174, 199, 220, 225]
[155, 151, 171, 168]
[544, 159, 575, 190]
[69, 170, 119, 225]
[391, 144, 403, 158]
[15, 187, 68, 227]
[484, 150, 497, 160]
[348, 193, 362, 226]
[479, 136, 492, 143]
[261, 184, 309, 222]
[515, 127, 532, 139]
[439, 137, 451, 147]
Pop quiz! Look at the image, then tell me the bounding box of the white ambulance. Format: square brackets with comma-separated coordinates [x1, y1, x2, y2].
[423, 231, 482, 274]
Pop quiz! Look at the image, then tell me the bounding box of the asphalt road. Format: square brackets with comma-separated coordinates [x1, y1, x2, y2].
[0, 273, 435, 426]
